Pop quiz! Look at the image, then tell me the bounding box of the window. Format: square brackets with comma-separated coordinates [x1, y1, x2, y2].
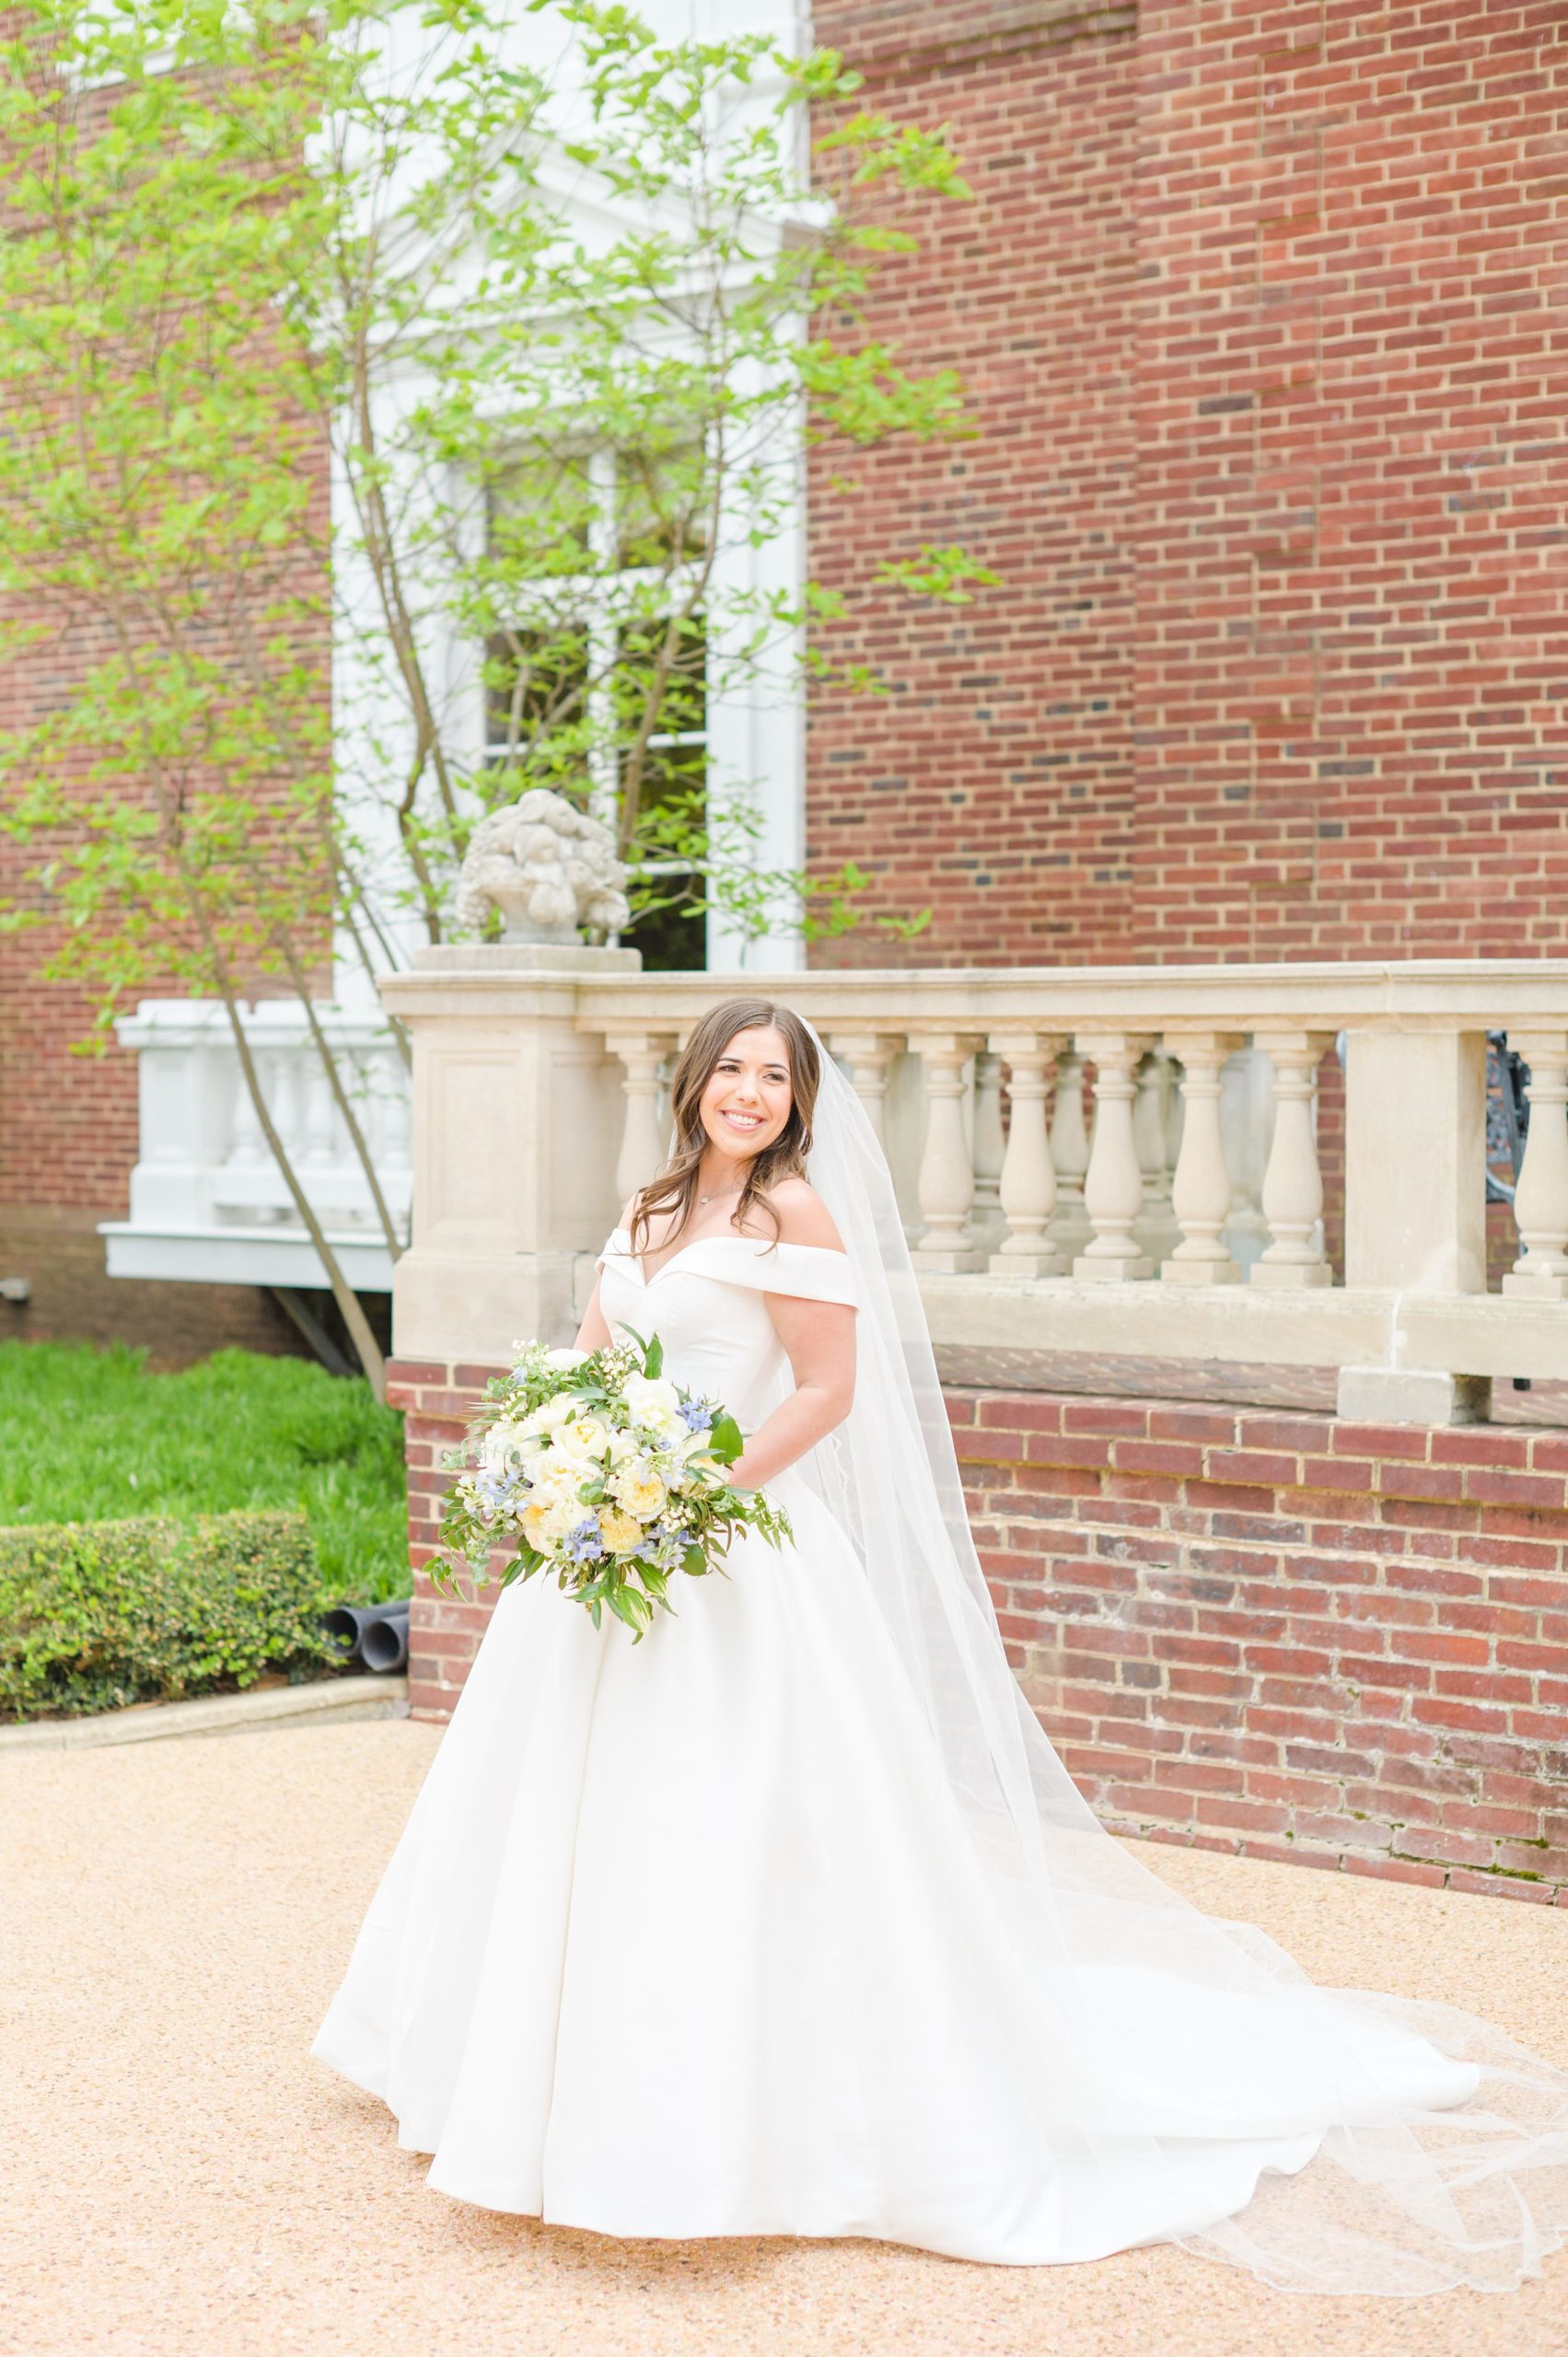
[482, 444, 709, 970]
[619, 618, 707, 972]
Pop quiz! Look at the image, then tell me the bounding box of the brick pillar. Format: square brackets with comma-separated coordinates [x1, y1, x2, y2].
[387, 1355, 506, 1723]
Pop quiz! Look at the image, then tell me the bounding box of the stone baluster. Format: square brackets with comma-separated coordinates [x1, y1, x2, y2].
[302, 1053, 338, 1172]
[1132, 1048, 1179, 1263]
[1161, 1031, 1244, 1283]
[225, 1041, 269, 1172]
[988, 1031, 1066, 1277]
[1133, 1051, 1175, 1212]
[1503, 1029, 1568, 1299]
[1074, 1032, 1155, 1280]
[1251, 1031, 1332, 1287]
[1047, 1048, 1091, 1255]
[970, 1050, 1006, 1246]
[606, 1031, 679, 1209]
[911, 1031, 986, 1272]
[827, 1029, 904, 1150]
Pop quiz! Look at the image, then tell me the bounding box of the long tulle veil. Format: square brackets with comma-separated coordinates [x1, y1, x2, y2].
[787, 1014, 1568, 2294]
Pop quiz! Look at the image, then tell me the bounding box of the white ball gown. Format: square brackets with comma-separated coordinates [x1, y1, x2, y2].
[314, 1136, 1568, 2293]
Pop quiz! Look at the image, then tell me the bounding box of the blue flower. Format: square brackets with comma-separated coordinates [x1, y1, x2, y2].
[678, 1398, 713, 1434]
[565, 1515, 605, 1564]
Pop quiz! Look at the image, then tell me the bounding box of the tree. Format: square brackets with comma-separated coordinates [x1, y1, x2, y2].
[0, 0, 990, 1393]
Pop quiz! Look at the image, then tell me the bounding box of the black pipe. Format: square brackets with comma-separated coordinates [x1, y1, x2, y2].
[360, 1604, 411, 1675]
[321, 1603, 383, 1668]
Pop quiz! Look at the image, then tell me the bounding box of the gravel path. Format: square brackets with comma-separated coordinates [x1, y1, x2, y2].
[5, 1722, 1566, 2357]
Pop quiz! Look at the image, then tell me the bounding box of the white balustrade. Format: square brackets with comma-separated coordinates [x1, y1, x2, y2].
[101, 998, 413, 1293]
[1132, 1048, 1179, 1265]
[109, 957, 1568, 1422]
[988, 1031, 1065, 1277]
[1074, 1032, 1155, 1281]
[1047, 1050, 1091, 1255]
[827, 1029, 904, 1147]
[1504, 1029, 1568, 1300]
[1251, 1031, 1332, 1289]
[1162, 1030, 1243, 1283]
[911, 1032, 987, 1272]
[970, 1051, 1006, 1249]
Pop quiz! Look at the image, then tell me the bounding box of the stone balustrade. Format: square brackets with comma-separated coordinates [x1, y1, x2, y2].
[99, 998, 412, 1292]
[377, 948, 1568, 1427]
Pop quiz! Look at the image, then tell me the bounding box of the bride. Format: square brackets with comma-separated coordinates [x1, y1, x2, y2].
[313, 996, 1568, 2294]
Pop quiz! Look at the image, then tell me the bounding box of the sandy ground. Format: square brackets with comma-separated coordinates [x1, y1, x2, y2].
[4, 1722, 1567, 2357]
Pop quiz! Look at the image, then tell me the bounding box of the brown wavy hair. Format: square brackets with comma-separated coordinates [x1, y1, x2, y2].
[629, 998, 820, 1259]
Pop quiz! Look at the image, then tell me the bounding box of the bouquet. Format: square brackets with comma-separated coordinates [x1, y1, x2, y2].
[432, 1325, 794, 1640]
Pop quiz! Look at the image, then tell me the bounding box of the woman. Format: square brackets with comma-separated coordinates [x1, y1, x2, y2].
[313, 998, 1568, 2293]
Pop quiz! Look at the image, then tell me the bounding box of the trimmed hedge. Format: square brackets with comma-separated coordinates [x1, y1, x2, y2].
[0, 1510, 340, 1721]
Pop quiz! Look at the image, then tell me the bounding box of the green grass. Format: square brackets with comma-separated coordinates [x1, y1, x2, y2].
[0, 1342, 411, 1604]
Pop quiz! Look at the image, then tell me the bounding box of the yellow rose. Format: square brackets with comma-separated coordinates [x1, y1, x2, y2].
[611, 1467, 667, 1521]
[597, 1507, 645, 1556]
[522, 1495, 577, 1550]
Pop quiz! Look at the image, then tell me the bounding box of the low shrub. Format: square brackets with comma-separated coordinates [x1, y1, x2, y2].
[0, 1509, 340, 1721]
[0, 1342, 410, 1604]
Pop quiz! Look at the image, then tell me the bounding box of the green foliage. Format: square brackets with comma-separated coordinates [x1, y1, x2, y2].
[0, 1509, 338, 1719]
[0, 0, 981, 993]
[0, 1341, 410, 1603]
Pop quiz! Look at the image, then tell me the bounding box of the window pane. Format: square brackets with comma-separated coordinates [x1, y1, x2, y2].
[627, 886, 706, 972]
[615, 616, 706, 742]
[615, 440, 708, 568]
[486, 454, 595, 567]
[483, 630, 590, 770]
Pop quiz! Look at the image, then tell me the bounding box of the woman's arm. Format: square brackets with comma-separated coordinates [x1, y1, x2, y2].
[573, 1271, 615, 1354]
[728, 1182, 856, 1491]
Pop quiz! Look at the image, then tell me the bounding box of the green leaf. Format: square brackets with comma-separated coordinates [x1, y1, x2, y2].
[707, 1412, 744, 1465]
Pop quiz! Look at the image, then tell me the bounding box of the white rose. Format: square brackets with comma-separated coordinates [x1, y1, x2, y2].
[606, 1427, 640, 1467]
[553, 1413, 612, 1464]
[530, 1395, 578, 1434]
[479, 1422, 536, 1477]
[624, 1372, 683, 1441]
[543, 1347, 589, 1370]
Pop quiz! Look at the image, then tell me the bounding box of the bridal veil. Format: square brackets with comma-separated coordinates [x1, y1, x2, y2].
[782, 1015, 1568, 2295]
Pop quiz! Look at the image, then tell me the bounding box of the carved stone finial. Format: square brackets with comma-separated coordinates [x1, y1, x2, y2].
[453, 788, 632, 946]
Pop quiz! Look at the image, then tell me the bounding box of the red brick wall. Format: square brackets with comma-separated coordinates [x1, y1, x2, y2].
[807, 2, 1141, 965]
[806, 0, 1568, 968]
[1131, 0, 1568, 962]
[391, 1355, 1568, 1906]
[962, 1390, 1568, 1904]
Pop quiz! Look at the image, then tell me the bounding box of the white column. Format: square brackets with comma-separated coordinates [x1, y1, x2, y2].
[826, 1029, 904, 1149]
[1161, 1030, 1244, 1284]
[606, 1030, 679, 1210]
[1132, 1048, 1179, 1264]
[301, 1058, 338, 1173]
[1504, 1029, 1568, 1299]
[1252, 1031, 1333, 1287]
[971, 1050, 1006, 1246]
[1048, 1049, 1091, 1255]
[911, 1031, 986, 1272]
[988, 1031, 1066, 1278]
[1074, 1032, 1155, 1281]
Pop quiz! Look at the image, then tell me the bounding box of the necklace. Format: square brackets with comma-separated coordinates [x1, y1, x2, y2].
[697, 1181, 744, 1206]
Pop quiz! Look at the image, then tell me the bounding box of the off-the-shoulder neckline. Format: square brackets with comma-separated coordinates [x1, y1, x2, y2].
[607, 1224, 851, 1289]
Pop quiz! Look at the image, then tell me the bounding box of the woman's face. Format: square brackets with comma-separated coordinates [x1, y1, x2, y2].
[697, 1024, 793, 1174]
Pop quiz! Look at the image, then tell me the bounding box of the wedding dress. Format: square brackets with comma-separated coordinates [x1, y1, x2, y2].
[313, 1026, 1568, 2293]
